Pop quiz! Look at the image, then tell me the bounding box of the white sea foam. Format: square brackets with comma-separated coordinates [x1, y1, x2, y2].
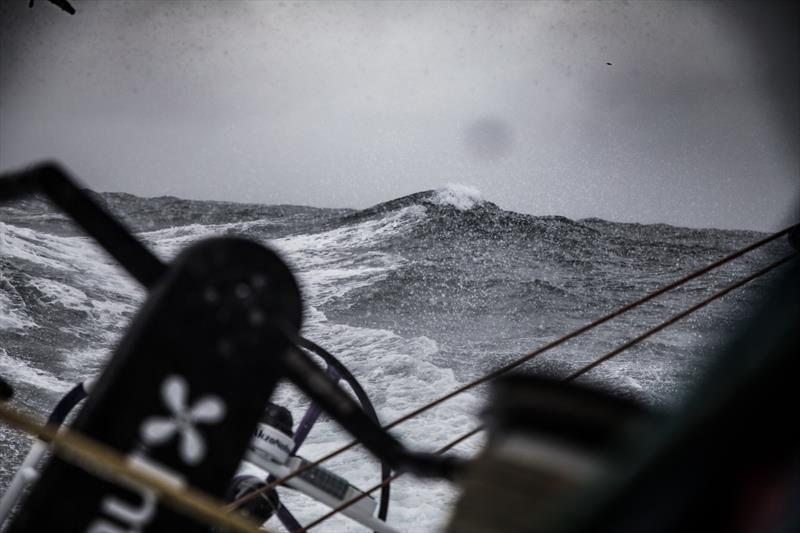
[0, 287, 37, 332]
[0, 222, 141, 299]
[28, 278, 90, 312]
[0, 347, 71, 393]
[1, 222, 79, 273]
[273, 206, 424, 306]
[432, 184, 484, 211]
[1, 206, 480, 531]
[141, 218, 284, 260]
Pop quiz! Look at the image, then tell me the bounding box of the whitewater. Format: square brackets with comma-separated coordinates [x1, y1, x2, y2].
[0, 185, 792, 531]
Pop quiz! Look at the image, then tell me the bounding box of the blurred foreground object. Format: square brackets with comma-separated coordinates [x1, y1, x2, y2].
[447, 248, 799, 533]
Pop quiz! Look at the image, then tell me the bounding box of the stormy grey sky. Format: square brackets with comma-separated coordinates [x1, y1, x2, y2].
[1, 1, 797, 231]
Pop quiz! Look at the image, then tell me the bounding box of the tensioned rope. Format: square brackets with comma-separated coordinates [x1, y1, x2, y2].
[563, 252, 797, 381]
[229, 224, 797, 510]
[301, 250, 798, 531]
[301, 426, 485, 532]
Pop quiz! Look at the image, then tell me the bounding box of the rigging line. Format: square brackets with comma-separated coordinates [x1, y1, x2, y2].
[227, 224, 797, 510]
[297, 251, 797, 531]
[564, 252, 799, 381]
[0, 403, 270, 533]
[299, 426, 485, 532]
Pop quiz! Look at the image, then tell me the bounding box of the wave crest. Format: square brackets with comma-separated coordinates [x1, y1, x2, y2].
[431, 184, 485, 211]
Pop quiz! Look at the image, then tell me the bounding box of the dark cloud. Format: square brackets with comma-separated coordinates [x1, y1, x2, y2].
[0, 1, 796, 231]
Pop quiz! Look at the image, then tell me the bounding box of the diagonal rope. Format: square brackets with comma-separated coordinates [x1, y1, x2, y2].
[228, 224, 796, 510]
[0, 403, 270, 533]
[299, 251, 797, 531]
[563, 252, 798, 381]
[299, 425, 485, 532]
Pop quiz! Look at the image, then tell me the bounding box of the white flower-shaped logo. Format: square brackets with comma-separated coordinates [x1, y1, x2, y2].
[140, 375, 226, 465]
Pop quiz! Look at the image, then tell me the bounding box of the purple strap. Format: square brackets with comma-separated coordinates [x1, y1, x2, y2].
[277, 364, 344, 531]
[292, 365, 341, 452]
[275, 492, 304, 531]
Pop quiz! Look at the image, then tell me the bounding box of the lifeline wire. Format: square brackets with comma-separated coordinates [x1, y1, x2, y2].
[563, 252, 798, 381]
[302, 250, 797, 530]
[300, 426, 486, 532]
[0, 403, 270, 533]
[228, 224, 796, 510]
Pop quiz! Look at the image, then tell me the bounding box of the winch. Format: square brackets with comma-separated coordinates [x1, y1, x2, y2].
[231, 402, 396, 532]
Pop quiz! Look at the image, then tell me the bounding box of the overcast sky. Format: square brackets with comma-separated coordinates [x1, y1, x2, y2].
[1, 1, 797, 231]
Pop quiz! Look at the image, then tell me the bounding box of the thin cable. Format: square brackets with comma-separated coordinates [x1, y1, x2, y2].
[300, 251, 797, 531]
[300, 426, 485, 532]
[0, 403, 270, 533]
[228, 225, 795, 510]
[564, 252, 798, 381]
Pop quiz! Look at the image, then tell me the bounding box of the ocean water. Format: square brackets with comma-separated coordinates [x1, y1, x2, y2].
[0, 185, 792, 531]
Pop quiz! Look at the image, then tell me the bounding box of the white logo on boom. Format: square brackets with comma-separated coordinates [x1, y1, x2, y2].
[140, 375, 226, 465]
